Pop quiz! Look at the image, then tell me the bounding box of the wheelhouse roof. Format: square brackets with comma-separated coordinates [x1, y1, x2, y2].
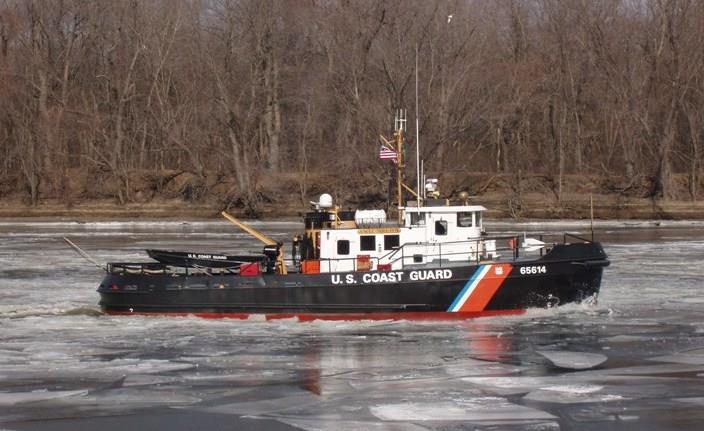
[400, 205, 487, 213]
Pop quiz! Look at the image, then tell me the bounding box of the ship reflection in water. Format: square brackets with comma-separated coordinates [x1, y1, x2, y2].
[1, 220, 704, 430]
[294, 321, 519, 398]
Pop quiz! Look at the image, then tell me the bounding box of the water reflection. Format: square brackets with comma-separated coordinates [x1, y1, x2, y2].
[463, 321, 515, 363]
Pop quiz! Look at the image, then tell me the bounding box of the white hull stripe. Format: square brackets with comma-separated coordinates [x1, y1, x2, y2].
[447, 265, 492, 312]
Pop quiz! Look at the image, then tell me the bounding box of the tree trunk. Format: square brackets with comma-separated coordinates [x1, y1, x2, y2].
[263, 51, 281, 170]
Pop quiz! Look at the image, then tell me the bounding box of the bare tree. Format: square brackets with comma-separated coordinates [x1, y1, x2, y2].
[0, 0, 703, 209]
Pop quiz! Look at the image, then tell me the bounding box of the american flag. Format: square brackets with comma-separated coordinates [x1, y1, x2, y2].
[379, 145, 398, 163]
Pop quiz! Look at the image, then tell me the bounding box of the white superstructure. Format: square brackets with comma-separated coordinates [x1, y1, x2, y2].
[312, 200, 497, 273]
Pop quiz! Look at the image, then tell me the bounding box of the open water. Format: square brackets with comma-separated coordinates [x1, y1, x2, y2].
[0, 219, 703, 430]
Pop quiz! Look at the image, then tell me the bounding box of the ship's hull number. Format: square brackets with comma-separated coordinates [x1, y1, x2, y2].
[520, 265, 547, 275]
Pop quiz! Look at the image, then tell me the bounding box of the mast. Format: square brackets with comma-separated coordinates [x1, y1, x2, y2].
[381, 110, 417, 224]
[415, 43, 421, 208]
[394, 110, 407, 224]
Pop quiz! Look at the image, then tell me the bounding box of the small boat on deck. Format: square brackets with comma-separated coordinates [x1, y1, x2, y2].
[97, 113, 609, 320]
[145, 249, 265, 269]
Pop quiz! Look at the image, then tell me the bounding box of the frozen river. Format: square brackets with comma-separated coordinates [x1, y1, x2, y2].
[1, 219, 703, 430]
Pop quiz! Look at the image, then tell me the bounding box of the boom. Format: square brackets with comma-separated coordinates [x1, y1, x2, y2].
[221, 211, 277, 246]
[221, 211, 287, 274]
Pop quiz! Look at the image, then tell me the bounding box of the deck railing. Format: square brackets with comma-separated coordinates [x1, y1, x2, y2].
[314, 231, 592, 273]
[107, 232, 592, 276]
[107, 262, 239, 276]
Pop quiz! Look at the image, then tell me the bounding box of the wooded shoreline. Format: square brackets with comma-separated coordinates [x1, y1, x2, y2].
[2, 1, 704, 215]
[2, 186, 703, 221]
[2, 198, 702, 220]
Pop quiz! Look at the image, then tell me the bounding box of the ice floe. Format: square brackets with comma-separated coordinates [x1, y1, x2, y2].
[370, 400, 556, 422]
[537, 350, 608, 370]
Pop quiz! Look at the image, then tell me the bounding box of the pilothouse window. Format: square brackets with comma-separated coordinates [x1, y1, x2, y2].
[360, 235, 375, 251]
[457, 212, 473, 227]
[410, 212, 425, 225]
[435, 220, 448, 236]
[384, 234, 399, 250]
[337, 240, 350, 255]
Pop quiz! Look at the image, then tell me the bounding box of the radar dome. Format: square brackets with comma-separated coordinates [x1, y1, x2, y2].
[318, 193, 333, 209]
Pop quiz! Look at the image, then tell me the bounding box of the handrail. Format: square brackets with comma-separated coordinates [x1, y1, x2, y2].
[311, 231, 593, 273]
[378, 235, 521, 262]
[313, 234, 531, 273]
[564, 232, 592, 243]
[107, 262, 240, 276]
[379, 235, 522, 260]
[107, 232, 584, 276]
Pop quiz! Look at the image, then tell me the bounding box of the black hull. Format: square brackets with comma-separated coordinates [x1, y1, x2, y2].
[99, 242, 609, 319]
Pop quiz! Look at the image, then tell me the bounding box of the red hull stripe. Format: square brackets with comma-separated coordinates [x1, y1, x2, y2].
[448, 263, 513, 313]
[103, 309, 525, 321]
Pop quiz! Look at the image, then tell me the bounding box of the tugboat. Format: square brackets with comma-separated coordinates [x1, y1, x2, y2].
[97, 113, 609, 320]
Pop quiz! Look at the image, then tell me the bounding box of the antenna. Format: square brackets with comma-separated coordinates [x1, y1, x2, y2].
[394, 109, 407, 132]
[415, 43, 421, 207]
[421, 159, 425, 199]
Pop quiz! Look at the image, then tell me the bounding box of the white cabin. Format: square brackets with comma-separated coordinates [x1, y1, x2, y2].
[312, 203, 497, 273]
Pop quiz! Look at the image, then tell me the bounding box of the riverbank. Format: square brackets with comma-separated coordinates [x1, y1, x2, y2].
[1, 193, 703, 220]
[3, 170, 704, 220]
